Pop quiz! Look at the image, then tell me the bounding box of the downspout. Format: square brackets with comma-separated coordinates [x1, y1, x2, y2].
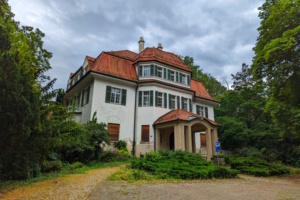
[132, 83, 138, 156]
[154, 125, 156, 151]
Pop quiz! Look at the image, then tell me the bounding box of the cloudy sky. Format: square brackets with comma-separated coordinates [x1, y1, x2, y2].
[10, 0, 264, 89]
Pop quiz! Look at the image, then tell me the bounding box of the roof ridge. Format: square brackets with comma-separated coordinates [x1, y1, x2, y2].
[103, 51, 135, 62]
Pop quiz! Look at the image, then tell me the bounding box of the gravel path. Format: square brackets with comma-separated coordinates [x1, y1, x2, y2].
[89, 175, 300, 200]
[1, 166, 119, 200]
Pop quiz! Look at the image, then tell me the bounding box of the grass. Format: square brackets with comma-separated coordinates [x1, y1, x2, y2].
[111, 150, 238, 181]
[225, 156, 291, 176]
[0, 161, 127, 194]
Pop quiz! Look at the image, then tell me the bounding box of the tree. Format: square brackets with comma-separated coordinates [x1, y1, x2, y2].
[179, 55, 226, 98]
[252, 0, 300, 165]
[231, 63, 254, 89]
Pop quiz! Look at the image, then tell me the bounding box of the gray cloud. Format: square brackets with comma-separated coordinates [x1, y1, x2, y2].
[9, 0, 264, 89]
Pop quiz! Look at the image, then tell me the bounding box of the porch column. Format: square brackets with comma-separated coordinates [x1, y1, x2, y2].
[187, 125, 192, 152]
[174, 124, 182, 150]
[155, 128, 160, 151]
[206, 129, 213, 161]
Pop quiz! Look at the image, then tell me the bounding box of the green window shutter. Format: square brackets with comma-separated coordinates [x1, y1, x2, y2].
[139, 66, 143, 76]
[167, 69, 170, 80]
[205, 107, 209, 118]
[86, 87, 90, 104]
[189, 99, 192, 112]
[176, 72, 179, 82]
[164, 93, 167, 108]
[163, 68, 167, 79]
[169, 94, 172, 109]
[196, 105, 200, 115]
[181, 97, 184, 110]
[138, 91, 142, 107]
[155, 91, 158, 107]
[105, 86, 111, 103]
[180, 73, 182, 83]
[177, 96, 180, 109]
[154, 65, 158, 76]
[121, 89, 127, 106]
[150, 64, 154, 76]
[150, 90, 153, 106]
[81, 90, 85, 105]
[187, 75, 190, 86]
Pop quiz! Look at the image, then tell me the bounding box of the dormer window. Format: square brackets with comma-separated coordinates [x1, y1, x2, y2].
[157, 67, 162, 78]
[169, 70, 175, 81]
[144, 65, 150, 76]
[181, 74, 186, 85]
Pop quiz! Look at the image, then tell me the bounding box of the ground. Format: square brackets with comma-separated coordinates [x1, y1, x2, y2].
[1, 167, 300, 200]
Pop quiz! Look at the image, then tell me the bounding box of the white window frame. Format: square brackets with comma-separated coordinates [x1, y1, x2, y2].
[143, 91, 150, 106]
[197, 106, 204, 116]
[157, 92, 163, 107]
[110, 87, 121, 104]
[183, 98, 188, 110]
[170, 70, 175, 81]
[144, 65, 150, 77]
[171, 95, 176, 109]
[181, 74, 186, 85]
[157, 67, 162, 78]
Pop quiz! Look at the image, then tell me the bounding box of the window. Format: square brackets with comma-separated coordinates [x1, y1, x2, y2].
[110, 87, 121, 104]
[181, 74, 186, 85]
[108, 123, 120, 141]
[144, 65, 150, 76]
[141, 125, 150, 143]
[105, 86, 127, 106]
[169, 94, 176, 109]
[157, 67, 162, 78]
[182, 98, 188, 111]
[143, 91, 150, 106]
[156, 92, 163, 107]
[84, 66, 88, 74]
[170, 70, 175, 81]
[196, 105, 204, 116]
[81, 87, 90, 106]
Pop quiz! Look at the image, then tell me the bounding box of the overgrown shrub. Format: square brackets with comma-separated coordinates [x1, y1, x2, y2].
[225, 156, 290, 176]
[114, 140, 127, 150]
[99, 150, 131, 162]
[42, 160, 63, 172]
[131, 150, 238, 180]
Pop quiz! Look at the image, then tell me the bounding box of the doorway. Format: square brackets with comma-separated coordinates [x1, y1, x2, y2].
[169, 132, 174, 150]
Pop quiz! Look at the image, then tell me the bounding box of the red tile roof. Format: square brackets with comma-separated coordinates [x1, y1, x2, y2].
[154, 109, 221, 126]
[90, 52, 137, 82]
[134, 48, 191, 72]
[191, 79, 217, 102]
[104, 50, 137, 61]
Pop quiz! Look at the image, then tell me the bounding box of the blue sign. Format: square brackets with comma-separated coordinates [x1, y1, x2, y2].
[215, 141, 221, 153]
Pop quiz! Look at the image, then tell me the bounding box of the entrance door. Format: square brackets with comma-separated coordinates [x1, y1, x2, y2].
[169, 132, 174, 150]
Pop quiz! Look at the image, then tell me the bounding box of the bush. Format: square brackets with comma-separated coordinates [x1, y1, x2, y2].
[42, 160, 63, 173]
[69, 162, 84, 170]
[99, 150, 131, 162]
[225, 156, 290, 176]
[131, 150, 238, 180]
[114, 140, 127, 150]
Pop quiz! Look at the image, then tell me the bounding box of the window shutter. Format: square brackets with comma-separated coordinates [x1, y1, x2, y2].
[189, 99, 192, 112]
[164, 93, 167, 108]
[180, 73, 182, 83]
[169, 94, 172, 109]
[105, 86, 111, 103]
[177, 96, 180, 109]
[155, 91, 158, 107]
[181, 97, 184, 110]
[196, 105, 200, 115]
[121, 89, 127, 106]
[86, 87, 90, 104]
[163, 68, 167, 79]
[139, 65, 143, 76]
[138, 91, 142, 107]
[81, 90, 85, 105]
[108, 123, 120, 141]
[205, 107, 209, 118]
[141, 125, 150, 142]
[176, 72, 179, 82]
[150, 64, 154, 76]
[187, 75, 190, 86]
[150, 90, 153, 106]
[167, 69, 170, 80]
[154, 65, 158, 76]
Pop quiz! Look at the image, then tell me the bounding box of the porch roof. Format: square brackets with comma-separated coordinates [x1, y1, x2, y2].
[154, 109, 221, 127]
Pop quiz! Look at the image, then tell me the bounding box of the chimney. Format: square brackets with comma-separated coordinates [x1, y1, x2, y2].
[157, 43, 163, 50]
[138, 37, 145, 53]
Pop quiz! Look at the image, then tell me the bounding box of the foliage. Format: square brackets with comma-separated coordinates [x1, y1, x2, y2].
[114, 140, 128, 150]
[109, 167, 156, 181]
[225, 156, 290, 176]
[252, 0, 300, 165]
[131, 150, 238, 180]
[179, 55, 226, 98]
[41, 160, 63, 173]
[99, 150, 132, 162]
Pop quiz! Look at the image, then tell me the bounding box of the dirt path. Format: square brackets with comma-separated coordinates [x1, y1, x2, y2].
[89, 175, 300, 200]
[1, 166, 119, 200]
